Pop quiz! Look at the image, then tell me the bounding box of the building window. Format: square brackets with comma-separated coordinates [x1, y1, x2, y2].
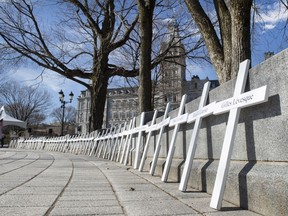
[121, 112, 125, 119]
[114, 112, 118, 119]
[173, 95, 177, 102]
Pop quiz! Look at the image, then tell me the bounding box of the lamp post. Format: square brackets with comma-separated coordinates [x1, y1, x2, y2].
[58, 90, 74, 136]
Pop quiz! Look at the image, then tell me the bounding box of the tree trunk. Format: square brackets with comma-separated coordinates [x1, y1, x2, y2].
[137, 0, 155, 112]
[214, 0, 232, 83]
[90, 48, 110, 130]
[90, 75, 109, 130]
[230, 0, 252, 78]
[185, 0, 252, 84]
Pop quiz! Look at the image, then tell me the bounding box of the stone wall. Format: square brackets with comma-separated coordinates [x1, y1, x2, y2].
[142, 49, 288, 216]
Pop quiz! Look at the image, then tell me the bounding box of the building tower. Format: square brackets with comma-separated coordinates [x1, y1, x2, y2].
[157, 20, 186, 111]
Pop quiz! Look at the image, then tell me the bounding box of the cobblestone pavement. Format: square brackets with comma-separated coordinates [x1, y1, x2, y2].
[0, 149, 261, 216]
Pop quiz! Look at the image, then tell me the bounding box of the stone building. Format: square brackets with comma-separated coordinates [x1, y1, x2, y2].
[105, 87, 139, 128]
[76, 76, 218, 134]
[76, 24, 219, 134]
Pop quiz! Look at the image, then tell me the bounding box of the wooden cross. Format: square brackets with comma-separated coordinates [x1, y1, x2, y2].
[89, 130, 104, 156]
[133, 112, 148, 169]
[138, 110, 158, 172]
[119, 119, 134, 164]
[162, 94, 188, 182]
[97, 128, 111, 158]
[123, 117, 137, 165]
[149, 102, 171, 175]
[115, 122, 128, 162]
[110, 125, 122, 161]
[210, 59, 268, 210]
[179, 82, 216, 191]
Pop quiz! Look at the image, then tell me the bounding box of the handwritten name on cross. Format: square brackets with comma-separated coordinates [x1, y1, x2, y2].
[179, 82, 216, 191]
[210, 59, 268, 210]
[149, 102, 171, 175]
[138, 110, 158, 172]
[161, 94, 188, 182]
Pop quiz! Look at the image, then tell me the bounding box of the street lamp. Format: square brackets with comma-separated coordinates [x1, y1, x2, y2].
[58, 90, 74, 136]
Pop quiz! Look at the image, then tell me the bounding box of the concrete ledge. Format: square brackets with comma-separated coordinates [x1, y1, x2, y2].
[184, 160, 288, 216]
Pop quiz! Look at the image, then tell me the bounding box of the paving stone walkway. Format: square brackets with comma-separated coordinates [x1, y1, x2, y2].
[0, 149, 261, 216]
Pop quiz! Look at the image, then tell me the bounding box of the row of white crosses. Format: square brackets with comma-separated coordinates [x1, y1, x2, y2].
[136, 59, 267, 209]
[12, 59, 268, 210]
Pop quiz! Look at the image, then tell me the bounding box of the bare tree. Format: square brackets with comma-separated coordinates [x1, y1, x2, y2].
[184, 0, 252, 84]
[0, 0, 138, 130]
[0, 0, 207, 129]
[0, 80, 51, 125]
[51, 106, 76, 134]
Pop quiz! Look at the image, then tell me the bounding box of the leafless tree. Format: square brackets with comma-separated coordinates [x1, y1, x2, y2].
[0, 0, 207, 129]
[0, 80, 51, 125]
[0, 0, 138, 130]
[51, 106, 77, 134]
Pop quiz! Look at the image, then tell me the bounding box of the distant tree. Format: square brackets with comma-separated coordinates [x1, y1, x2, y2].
[51, 106, 76, 134]
[0, 80, 51, 126]
[28, 113, 46, 127]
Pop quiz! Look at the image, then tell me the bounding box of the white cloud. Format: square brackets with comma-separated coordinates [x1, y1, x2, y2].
[255, 2, 288, 32]
[264, 23, 276, 30]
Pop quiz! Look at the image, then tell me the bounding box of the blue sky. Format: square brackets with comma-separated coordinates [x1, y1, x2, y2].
[4, 0, 288, 123]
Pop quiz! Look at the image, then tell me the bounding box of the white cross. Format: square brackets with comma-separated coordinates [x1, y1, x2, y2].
[97, 128, 112, 158]
[133, 112, 148, 169]
[210, 59, 268, 210]
[116, 122, 128, 162]
[161, 94, 188, 182]
[89, 130, 104, 156]
[123, 116, 148, 166]
[138, 110, 158, 172]
[110, 125, 123, 161]
[149, 102, 171, 175]
[121, 118, 135, 164]
[102, 127, 114, 158]
[119, 119, 134, 164]
[179, 82, 216, 191]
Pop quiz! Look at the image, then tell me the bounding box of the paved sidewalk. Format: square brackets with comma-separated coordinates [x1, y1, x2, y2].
[0, 149, 261, 216]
